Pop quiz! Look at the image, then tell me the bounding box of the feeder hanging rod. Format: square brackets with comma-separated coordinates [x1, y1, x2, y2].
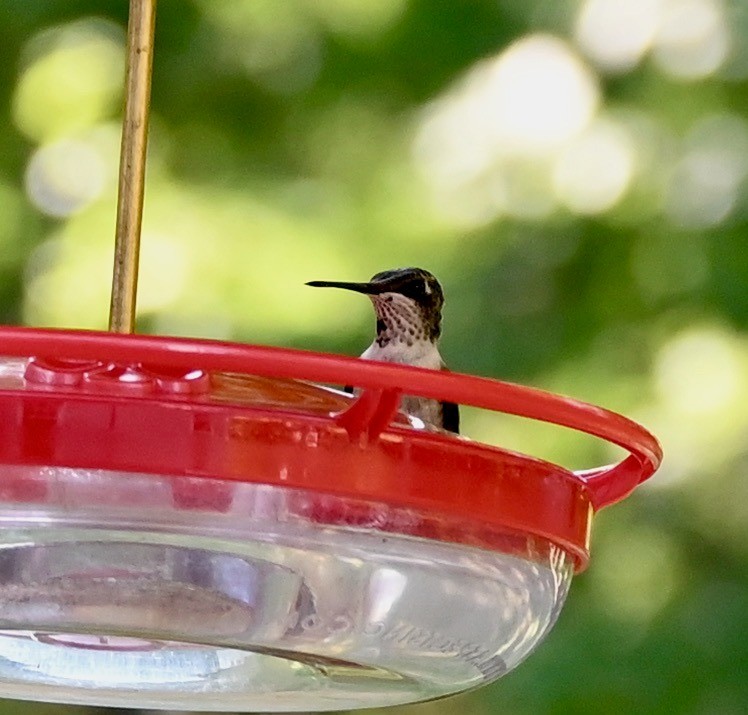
[109, 0, 156, 333]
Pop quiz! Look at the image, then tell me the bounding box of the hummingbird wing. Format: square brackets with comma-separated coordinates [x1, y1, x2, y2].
[439, 362, 460, 434]
[440, 400, 460, 434]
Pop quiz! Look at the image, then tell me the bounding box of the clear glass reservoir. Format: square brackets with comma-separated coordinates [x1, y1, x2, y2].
[0, 466, 572, 711]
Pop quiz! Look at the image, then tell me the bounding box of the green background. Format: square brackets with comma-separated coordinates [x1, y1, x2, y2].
[1, 1, 747, 713]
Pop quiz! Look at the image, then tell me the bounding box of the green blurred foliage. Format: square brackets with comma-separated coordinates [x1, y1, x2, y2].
[1, 0, 748, 713]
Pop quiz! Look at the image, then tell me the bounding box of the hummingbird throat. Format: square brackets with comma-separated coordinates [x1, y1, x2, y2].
[371, 293, 440, 348]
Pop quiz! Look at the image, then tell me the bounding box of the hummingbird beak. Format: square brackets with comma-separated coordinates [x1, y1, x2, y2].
[306, 279, 384, 295]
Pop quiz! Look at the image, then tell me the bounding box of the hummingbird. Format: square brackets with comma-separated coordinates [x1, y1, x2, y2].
[306, 267, 460, 433]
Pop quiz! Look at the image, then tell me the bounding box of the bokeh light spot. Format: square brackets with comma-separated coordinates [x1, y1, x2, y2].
[654, 327, 747, 416]
[138, 233, 190, 313]
[314, 0, 407, 38]
[24, 231, 113, 330]
[25, 139, 108, 217]
[413, 34, 599, 226]
[553, 118, 635, 214]
[197, 1, 327, 94]
[483, 35, 599, 154]
[575, 0, 663, 73]
[653, 0, 729, 80]
[12, 19, 125, 143]
[591, 524, 683, 625]
[665, 114, 748, 228]
[641, 321, 748, 492]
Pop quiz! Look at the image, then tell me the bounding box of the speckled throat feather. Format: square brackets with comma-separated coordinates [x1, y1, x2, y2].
[371, 293, 441, 346]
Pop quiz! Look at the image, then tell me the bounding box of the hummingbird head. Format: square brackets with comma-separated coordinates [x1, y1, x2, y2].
[307, 267, 444, 344]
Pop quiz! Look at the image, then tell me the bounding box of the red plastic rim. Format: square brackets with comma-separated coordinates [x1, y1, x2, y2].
[0, 327, 662, 572]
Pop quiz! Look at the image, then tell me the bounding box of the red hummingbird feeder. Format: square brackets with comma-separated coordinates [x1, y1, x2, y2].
[0, 1, 662, 711]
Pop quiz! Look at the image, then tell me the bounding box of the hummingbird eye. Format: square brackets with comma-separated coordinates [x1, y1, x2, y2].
[404, 281, 425, 300]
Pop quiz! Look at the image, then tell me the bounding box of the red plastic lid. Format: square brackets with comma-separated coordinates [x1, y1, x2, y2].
[0, 327, 662, 571]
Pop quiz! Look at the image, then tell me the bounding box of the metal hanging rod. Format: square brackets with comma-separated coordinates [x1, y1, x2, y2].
[108, 0, 156, 333]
